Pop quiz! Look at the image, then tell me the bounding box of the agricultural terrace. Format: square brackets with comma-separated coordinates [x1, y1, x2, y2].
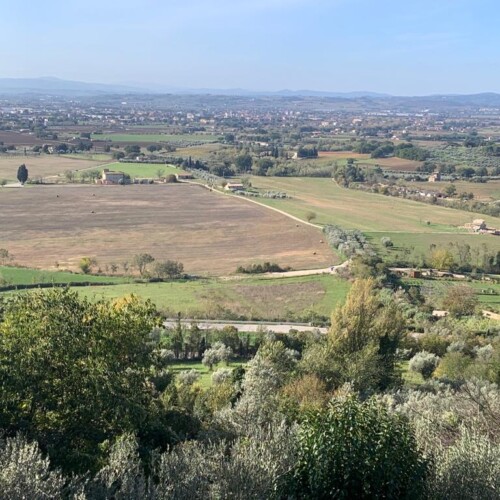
[91, 133, 220, 144]
[0, 154, 110, 182]
[73, 274, 350, 321]
[97, 162, 187, 178]
[0, 184, 336, 275]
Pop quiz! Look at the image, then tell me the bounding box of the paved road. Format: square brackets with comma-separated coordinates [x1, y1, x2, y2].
[164, 319, 328, 334]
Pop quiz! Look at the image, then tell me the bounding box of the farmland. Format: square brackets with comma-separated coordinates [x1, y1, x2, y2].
[91, 133, 220, 144]
[0, 183, 336, 275]
[0, 154, 110, 182]
[73, 274, 349, 321]
[249, 176, 500, 233]
[98, 162, 187, 178]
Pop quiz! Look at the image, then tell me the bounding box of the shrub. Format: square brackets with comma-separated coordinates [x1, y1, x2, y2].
[409, 351, 440, 379]
[289, 394, 428, 498]
[177, 369, 201, 386]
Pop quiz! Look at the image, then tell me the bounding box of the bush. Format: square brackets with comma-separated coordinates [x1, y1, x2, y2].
[236, 262, 291, 274]
[409, 351, 440, 379]
[177, 369, 201, 386]
[430, 429, 500, 499]
[289, 394, 428, 498]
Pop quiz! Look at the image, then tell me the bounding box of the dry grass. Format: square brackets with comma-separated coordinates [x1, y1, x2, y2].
[359, 157, 423, 171]
[0, 154, 110, 181]
[0, 184, 336, 275]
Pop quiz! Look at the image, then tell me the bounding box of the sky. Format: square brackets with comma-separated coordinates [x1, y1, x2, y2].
[1, 0, 499, 95]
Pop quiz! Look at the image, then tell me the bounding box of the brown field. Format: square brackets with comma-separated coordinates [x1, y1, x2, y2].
[0, 131, 47, 146]
[0, 184, 336, 275]
[0, 155, 110, 181]
[359, 157, 423, 171]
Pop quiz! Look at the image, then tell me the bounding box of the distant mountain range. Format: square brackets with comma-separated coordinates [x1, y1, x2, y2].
[0, 77, 500, 107]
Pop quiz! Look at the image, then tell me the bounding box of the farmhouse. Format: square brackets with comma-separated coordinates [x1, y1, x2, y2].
[428, 172, 441, 182]
[225, 183, 245, 192]
[99, 168, 126, 185]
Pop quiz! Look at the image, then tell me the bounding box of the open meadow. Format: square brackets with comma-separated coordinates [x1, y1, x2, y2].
[72, 274, 349, 320]
[0, 183, 336, 275]
[0, 154, 110, 182]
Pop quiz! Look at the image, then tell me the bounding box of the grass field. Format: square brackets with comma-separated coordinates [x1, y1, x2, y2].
[0, 266, 128, 285]
[169, 360, 248, 388]
[100, 162, 186, 178]
[250, 177, 500, 233]
[72, 274, 349, 320]
[0, 183, 336, 275]
[0, 154, 110, 182]
[367, 232, 498, 261]
[404, 278, 500, 312]
[91, 133, 220, 143]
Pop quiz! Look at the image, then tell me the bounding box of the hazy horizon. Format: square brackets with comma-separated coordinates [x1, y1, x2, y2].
[2, 0, 499, 95]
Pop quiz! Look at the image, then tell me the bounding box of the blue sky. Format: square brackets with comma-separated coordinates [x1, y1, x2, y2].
[1, 0, 499, 95]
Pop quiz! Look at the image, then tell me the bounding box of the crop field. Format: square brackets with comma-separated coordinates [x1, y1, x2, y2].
[0, 183, 336, 275]
[0, 131, 45, 146]
[0, 154, 110, 182]
[250, 177, 500, 233]
[91, 133, 220, 143]
[358, 157, 423, 172]
[73, 274, 349, 320]
[99, 162, 187, 178]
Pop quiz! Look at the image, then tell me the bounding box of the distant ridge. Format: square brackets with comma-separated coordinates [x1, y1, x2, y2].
[0, 77, 146, 95]
[0, 77, 499, 106]
[0, 77, 390, 98]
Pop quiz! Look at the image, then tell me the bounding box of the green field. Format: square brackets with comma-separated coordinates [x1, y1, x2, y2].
[91, 133, 220, 143]
[405, 278, 500, 312]
[250, 177, 500, 233]
[0, 266, 128, 286]
[72, 274, 350, 321]
[367, 232, 498, 261]
[169, 360, 248, 388]
[100, 162, 187, 178]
